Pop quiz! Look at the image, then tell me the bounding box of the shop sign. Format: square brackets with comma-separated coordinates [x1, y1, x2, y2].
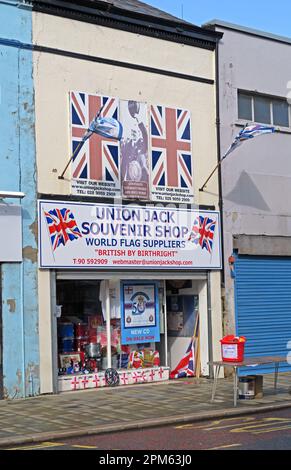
[38, 200, 222, 270]
[0, 204, 22, 262]
[121, 282, 160, 345]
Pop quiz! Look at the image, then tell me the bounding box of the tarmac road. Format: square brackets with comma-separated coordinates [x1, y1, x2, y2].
[5, 407, 291, 451]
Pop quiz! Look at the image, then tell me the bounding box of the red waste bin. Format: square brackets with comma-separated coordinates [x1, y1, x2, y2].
[220, 335, 246, 362]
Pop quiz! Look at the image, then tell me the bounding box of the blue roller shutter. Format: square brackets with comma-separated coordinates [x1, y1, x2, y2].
[235, 255, 291, 374]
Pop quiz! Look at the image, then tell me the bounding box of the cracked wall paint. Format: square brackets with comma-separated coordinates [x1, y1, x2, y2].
[23, 246, 38, 263]
[0, 2, 40, 399]
[6, 299, 16, 313]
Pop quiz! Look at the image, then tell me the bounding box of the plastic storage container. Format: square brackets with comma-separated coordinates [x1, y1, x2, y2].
[220, 335, 246, 362]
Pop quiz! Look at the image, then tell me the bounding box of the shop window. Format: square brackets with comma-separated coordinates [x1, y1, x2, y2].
[56, 278, 200, 386]
[56, 279, 163, 378]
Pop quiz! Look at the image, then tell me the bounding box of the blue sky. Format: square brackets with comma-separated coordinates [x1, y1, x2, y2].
[145, 0, 291, 38]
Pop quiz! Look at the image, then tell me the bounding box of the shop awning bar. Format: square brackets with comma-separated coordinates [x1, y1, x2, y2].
[56, 271, 208, 281]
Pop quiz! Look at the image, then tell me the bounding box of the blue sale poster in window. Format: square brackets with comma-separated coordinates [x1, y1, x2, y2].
[121, 281, 160, 345]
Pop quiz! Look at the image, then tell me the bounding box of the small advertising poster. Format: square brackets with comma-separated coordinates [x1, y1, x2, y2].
[70, 91, 121, 198]
[150, 104, 194, 203]
[121, 282, 160, 345]
[120, 100, 150, 200]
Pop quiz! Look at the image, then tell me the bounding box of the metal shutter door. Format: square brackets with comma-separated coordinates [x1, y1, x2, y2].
[235, 255, 291, 374]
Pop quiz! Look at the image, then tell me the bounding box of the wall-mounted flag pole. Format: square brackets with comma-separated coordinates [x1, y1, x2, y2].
[58, 105, 123, 180]
[199, 124, 276, 192]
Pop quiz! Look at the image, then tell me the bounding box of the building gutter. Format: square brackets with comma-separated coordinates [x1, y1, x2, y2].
[31, 0, 222, 50]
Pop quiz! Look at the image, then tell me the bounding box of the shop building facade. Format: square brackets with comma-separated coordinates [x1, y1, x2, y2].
[33, 0, 223, 394]
[0, 1, 40, 399]
[1, 0, 223, 397]
[206, 20, 291, 373]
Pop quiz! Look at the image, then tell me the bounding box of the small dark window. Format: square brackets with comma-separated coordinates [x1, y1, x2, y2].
[238, 93, 252, 120]
[254, 96, 271, 124]
[273, 99, 289, 127]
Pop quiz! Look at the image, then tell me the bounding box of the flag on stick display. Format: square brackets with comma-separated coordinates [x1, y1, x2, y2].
[58, 106, 123, 180]
[170, 338, 195, 379]
[223, 124, 275, 158]
[87, 115, 123, 141]
[199, 124, 275, 192]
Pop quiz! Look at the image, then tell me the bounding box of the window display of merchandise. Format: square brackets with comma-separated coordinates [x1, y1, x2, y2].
[57, 317, 123, 376]
[56, 280, 161, 380]
[57, 318, 161, 376]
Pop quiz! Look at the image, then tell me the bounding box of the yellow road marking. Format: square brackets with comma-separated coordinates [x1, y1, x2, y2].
[252, 424, 291, 435]
[231, 419, 291, 434]
[207, 444, 242, 450]
[175, 416, 255, 430]
[206, 417, 290, 432]
[71, 445, 98, 449]
[7, 441, 65, 450]
[176, 416, 291, 436]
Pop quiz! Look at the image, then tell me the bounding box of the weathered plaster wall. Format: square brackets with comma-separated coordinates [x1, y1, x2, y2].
[0, 1, 39, 398]
[215, 26, 291, 334]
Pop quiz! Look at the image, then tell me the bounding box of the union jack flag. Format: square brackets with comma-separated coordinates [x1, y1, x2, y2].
[151, 105, 192, 189]
[44, 208, 82, 251]
[188, 215, 216, 254]
[170, 338, 195, 379]
[70, 92, 120, 183]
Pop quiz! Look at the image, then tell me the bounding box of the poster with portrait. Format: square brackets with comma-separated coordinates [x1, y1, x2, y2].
[121, 282, 160, 345]
[120, 100, 150, 200]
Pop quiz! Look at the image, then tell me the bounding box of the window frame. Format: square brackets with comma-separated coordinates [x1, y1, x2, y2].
[237, 90, 290, 129]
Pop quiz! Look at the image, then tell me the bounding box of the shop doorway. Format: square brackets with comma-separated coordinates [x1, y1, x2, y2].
[157, 280, 200, 378]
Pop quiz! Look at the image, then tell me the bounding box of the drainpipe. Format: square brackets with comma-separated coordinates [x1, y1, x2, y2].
[207, 271, 214, 379]
[215, 39, 225, 287]
[50, 271, 58, 394]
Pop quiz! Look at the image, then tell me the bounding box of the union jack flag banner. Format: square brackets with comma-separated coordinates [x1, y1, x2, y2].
[170, 338, 195, 379]
[44, 208, 82, 251]
[188, 215, 217, 254]
[70, 92, 120, 196]
[150, 105, 193, 203]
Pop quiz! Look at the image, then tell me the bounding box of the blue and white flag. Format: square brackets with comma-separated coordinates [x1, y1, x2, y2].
[87, 115, 123, 141]
[224, 124, 275, 158]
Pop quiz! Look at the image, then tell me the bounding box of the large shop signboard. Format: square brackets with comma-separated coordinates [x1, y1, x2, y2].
[70, 91, 194, 203]
[38, 200, 222, 270]
[121, 282, 160, 345]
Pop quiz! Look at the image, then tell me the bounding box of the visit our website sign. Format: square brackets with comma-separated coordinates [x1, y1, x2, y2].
[38, 200, 222, 270]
